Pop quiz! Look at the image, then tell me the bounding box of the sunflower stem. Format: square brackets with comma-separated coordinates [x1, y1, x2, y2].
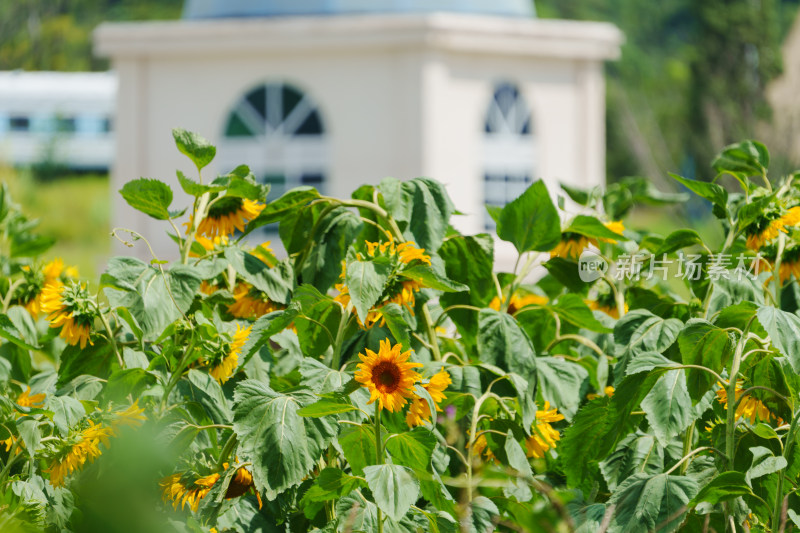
[216, 432, 238, 470]
[421, 303, 441, 361]
[375, 407, 384, 533]
[97, 308, 124, 369]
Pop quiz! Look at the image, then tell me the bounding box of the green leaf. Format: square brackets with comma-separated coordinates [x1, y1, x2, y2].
[614, 310, 682, 378]
[175, 170, 225, 197]
[600, 433, 664, 491]
[299, 357, 350, 394]
[496, 180, 561, 253]
[345, 256, 392, 325]
[57, 342, 116, 387]
[609, 473, 698, 533]
[338, 423, 376, 476]
[0, 314, 39, 351]
[400, 266, 467, 292]
[670, 173, 728, 218]
[756, 307, 800, 372]
[565, 215, 624, 241]
[47, 395, 86, 436]
[551, 294, 612, 333]
[244, 187, 320, 234]
[119, 178, 173, 220]
[711, 140, 769, 177]
[300, 468, 365, 507]
[103, 368, 156, 404]
[172, 128, 216, 170]
[655, 229, 705, 256]
[224, 249, 294, 304]
[297, 399, 357, 417]
[689, 471, 753, 506]
[10, 233, 55, 258]
[477, 309, 536, 372]
[293, 284, 342, 356]
[385, 427, 436, 471]
[300, 207, 363, 293]
[504, 431, 533, 478]
[641, 369, 693, 446]
[542, 257, 591, 293]
[678, 319, 733, 402]
[536, 357, 588, 420]
[378, 303, 412, 351]
[182, 369, 232, 425]
[233, 381, 337, 497]
[102, 258, 202, 340]
[746, 446, 787, 484]
[463, 496, 499, 533]
[363, 464, 420, 522]
[401, 178, 455, 253]
[15, 416, 41, 456]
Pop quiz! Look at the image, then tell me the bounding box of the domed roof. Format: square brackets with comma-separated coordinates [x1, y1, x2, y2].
[183, 0, 534, 19]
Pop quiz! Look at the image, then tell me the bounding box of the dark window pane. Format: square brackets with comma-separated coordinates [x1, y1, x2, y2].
[246, 86, 267, 119]
[225, 113, 251, 136]
[282, 85, 303, 118]
[295, 111, 323, 135]
[9, 116, 29, 131]
[57, 117, 76, 133]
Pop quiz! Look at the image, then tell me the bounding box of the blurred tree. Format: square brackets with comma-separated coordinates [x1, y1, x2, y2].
[0, 0, 183, 71]
[537, 0, 798, 182]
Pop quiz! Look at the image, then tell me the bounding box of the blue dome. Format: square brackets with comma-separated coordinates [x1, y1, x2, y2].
[183, 0, 534, 19]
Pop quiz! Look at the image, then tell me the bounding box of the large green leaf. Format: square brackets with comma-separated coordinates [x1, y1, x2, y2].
[689, 471, 753, 506]
[641, 369, 693, 446]
[385, 427, 436, 471]
[463, 496, 499, 533]
[678, 319, 733, 402]
[609, 473, 698, 533]
[746, 446, 787, 485]
[299, 468, 365, 508]
[293, 285, 342, 356]
[363, 463, 420, 522]
[477, 309, 536, 372]
[232, 381, 337, 497]
[244, 187, 320, 234]
[338, 423, 376, 476]
[496, 180, 561, 253]
[565, 215, 624, 241]
[224, 248, 294, 304]
[119, 178, 173, 220]
[614, 310, 682, 379]
[711, 139, 769, 177]
[400, 178, 455, 253]
[172, 128, 216, 171]
[600, 433, 664, 491]
[536, 357, 588, 420]
[756, 306, 800, 372]
[345, 255, 392, 325]
[654, 229, 705, 256]
[300, 207, 362, 293]
[670, 173, 728, 218]
[551, 294, 612, 333]
[102, 257, 202, 340]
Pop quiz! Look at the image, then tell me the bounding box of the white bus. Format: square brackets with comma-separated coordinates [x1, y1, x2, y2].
[0, 70, 116, 171]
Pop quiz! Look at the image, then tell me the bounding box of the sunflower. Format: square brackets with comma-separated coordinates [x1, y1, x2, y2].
[406, 370, 452, 427]
[190, 234, 228, 257]
[209, 324, 251, 384]
[551, 221, 624, 260]
[586, 385, 615, 400]
[160, 471, 220, 512]
[16, 387, 46, 408]
[19, 258, 78, 319]
[745, 207, 800, 251]
[489, 292, 548, 314]
[470, 433, 497, 463]
[111, 401, 147, 430]
[716, 380, 781, 425]
[525, 402, 565, 459]
[394, 242, 431, 265]
[46, 421, 114, 487]
[586, 298, 627, 319]
[354, 339, 423, 412]
[189, 197, 265, 239]
[251, 241, 274, 265]
[40, 280, 94, 348]
[227, 283, 281, 319]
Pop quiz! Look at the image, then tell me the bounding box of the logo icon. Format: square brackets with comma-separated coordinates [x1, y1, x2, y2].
[578, 251, 608, 282]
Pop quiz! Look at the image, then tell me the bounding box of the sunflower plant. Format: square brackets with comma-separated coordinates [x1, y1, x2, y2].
[2, 131, 800, 532]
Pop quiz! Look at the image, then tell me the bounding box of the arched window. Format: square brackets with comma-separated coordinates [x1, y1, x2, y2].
[217, 82, 328, 220]
[482, 82, 535, 230]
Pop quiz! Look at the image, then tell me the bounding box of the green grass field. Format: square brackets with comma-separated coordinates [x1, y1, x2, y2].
[1, 166, 110, 279]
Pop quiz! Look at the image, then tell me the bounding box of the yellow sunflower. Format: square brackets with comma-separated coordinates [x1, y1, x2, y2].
[111, 401, 147, 430]
[190, 234, 229, 257]
[716, 380, 781, 425]
[586, 385, 615, 400]
[40, 280, 94, 349]
[550, 221, 624, 260]
[16, 387, 46, 408]
[745, 207, 800, 251]
[354, 339, 423, 412]
[160, 471, 221, 512]
[470, 433, 498, 463]
[46, 421, 114, 487]
[406, 369, 452, 427]
[525, 401, 565, 459]
[20, 258, 78, 319]
[489, 292, 548, 314]
[188, 197, 265, 239]
[779, 258, 800, 283]
[209, 324, 251, 384]
[251, 241, 274, 266]
[227, 283, 281, 319]
[586, 298, 628, 319]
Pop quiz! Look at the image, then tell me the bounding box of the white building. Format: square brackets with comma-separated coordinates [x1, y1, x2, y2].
[94, 1, 622, 263]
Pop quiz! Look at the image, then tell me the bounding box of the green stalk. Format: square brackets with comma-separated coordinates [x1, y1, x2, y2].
[773, 409, 800, 530]
[216, 432, 238, 470]
[375, 407, 384, 533]
[680, 422, 695, 475]
[421, 303, 441, 361]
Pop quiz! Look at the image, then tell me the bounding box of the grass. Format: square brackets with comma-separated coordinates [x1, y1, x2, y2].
[1, 166, 110, 280]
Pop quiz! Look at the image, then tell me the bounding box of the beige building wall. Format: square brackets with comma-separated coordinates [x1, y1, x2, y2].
[95, 14, 622, 264]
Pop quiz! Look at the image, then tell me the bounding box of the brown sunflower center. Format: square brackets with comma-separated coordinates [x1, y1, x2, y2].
[372, 361, 401, 393]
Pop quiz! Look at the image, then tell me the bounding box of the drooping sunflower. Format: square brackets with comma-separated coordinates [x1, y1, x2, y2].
[716, 380, 781, 425]
[18, 258, 78, 319]
[550, 221, 625, 260]
[251, 241, 275, 266]
[209, 324, 251, 384]
[470, 433, 497, 463]
[586, 297, 627, 320]
[745, 206, 800, 251]
[778, 245, 800, 283]
[406, 369, 452, 427]
[46, 421, 114, 487]
[190, 234, 229, 258]
[160, 471, 221, 512]
[190, 197, 265, 238]
[227, 283, 281, 319]
[525, 401, 565, 459]
[40, 280, 95, 349]
[354, 339, 423, 412]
